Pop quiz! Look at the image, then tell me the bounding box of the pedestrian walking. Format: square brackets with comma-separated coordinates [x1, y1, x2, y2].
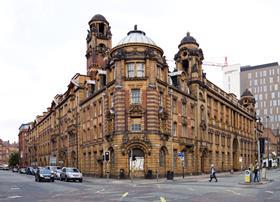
[209, 164, 218, 182]
[253, 162, 259, 182]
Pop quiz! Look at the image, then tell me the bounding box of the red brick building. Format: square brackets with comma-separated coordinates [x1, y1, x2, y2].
[18, 123, 32, 167]
[0, 139, 18, 165]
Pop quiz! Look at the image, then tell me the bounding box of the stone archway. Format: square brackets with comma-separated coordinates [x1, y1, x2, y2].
[70, 151, 77, 168]
[233, 138, 239, 171]
[201, 149, 208, 173]
[128, 148, 145, 178]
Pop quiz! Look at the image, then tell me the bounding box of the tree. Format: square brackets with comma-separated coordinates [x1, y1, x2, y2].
[9, 152, 19, 167]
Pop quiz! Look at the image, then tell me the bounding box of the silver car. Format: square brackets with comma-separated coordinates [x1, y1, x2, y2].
[60, 167, 83, 182]
[46, 166, 61, 178]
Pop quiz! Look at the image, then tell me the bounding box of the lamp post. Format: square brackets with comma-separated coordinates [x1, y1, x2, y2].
[266, 116, 270, 168]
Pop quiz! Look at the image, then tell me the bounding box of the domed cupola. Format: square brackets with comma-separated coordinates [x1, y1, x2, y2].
[117, 25, 157, 46]
[179, 32, 199, 48]
[240, 88, 256, 112]
[111, 25, 163, 58]
[89, 14, 109, 24]
[241, 88, 254, 97]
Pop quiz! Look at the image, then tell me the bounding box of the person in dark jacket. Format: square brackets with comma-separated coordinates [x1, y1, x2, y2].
[209, 164, 218, 182]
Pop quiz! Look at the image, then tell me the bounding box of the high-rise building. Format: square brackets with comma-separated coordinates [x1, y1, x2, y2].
[240, 62, 280, 134]
[223, 64, 241, 98]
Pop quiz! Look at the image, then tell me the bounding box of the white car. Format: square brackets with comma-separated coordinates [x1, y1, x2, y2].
[55, 169, 62, 179]
[60, 167, 83, 182]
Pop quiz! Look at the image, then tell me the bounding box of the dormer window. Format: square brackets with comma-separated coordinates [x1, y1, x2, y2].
[126, 63, 145, 78]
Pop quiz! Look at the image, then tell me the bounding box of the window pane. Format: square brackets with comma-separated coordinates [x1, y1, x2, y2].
[137, 63, 145, 77]
[127, 63, 134, 78]
[131, 124, 141, 131]
[131, 89, 140, 104]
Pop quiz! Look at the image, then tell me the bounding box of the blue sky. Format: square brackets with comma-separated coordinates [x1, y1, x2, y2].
[0, 0, 279, 142]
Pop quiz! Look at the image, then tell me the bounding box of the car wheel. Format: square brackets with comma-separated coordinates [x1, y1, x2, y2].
[51, 179, 54, 182]
[38, 178, 41, 182]
[79, 179, 83, 183]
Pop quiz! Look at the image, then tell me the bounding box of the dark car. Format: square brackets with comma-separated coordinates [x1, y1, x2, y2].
[26, 167, 34, 175]
[35, 168, 54, 182]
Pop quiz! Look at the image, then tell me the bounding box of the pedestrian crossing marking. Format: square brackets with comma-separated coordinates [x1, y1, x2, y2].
[122, 192, 128, 198]
[160, 196, 167, 202]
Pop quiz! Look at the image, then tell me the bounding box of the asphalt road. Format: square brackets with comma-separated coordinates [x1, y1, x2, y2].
[0, 169, 280, 202]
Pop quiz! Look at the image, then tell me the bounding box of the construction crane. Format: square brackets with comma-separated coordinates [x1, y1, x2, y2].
[203, 57, 228, 70]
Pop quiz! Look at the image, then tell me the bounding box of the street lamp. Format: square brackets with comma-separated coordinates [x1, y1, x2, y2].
[266, 116, 270, 168]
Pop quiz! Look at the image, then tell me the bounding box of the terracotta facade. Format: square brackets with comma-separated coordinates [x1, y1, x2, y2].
[20, 15, 261, 178]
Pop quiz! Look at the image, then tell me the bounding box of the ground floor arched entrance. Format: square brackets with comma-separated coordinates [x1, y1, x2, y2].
[201, 149, 208, 173]
[233, 138, 239, 171]
[128, 148, 145, 178]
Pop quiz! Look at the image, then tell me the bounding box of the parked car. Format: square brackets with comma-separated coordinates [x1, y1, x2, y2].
[12, 167, 19, 172]
[60, 167, 83, 182]
[1, 164, 9, 170]
[55, 169, 62, 180]
[35, 168, 54, 182]
[19, 168, 26, 174]
[46, 166, 61, 177]
[26, 167, 34, 175]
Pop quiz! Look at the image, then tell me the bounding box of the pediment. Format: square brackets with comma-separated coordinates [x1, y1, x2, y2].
[128, 104, 145, 117]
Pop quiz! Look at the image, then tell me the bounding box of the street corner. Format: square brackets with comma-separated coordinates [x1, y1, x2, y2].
[239, 179, 273, 186]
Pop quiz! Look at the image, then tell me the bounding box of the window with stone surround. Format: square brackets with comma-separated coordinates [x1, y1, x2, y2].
[182, 102, 187, 116]
[172, 122, 177, 136]
[131, 118, 141, 132]
[131, 89, 140, 104]
[182, 124, 187, 137]
[172, 98, 177, 113]
[215, 134, 219, 145]
[126, 62, 145, 78]
[159, 91, 164, 107]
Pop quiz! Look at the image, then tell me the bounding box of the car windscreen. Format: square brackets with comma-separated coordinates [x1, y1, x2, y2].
[66, 168, 79, 173]
[40, 169, 51, 174]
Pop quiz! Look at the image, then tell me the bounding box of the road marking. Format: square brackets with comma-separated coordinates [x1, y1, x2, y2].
[226, 190, 240, 195]
[11, 187, 20, 190]
[122, 192, 128, 198]
[265, 191, 274, 194]
[8, 195, 23, 199]
[160, 196, 167, 202]
[133, 195, 154, 199]
[95, 188, 105, 193]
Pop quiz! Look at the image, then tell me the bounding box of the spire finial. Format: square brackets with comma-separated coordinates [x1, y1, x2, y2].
[134, 25, 137, 30]
[187, 32, 190, 37]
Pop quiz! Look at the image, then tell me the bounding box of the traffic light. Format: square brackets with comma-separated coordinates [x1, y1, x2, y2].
[259, 138, 265, 154]
[105, 151, 110, 161]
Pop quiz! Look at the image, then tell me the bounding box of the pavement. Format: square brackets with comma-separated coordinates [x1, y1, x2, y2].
[1, 168, 280, 202]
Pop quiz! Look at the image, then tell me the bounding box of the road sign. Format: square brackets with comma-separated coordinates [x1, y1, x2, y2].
[178, 152, 184, 161]
[177, 152, 184, 157]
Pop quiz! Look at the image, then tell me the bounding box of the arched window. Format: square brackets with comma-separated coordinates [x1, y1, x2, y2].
[159, 149, 165, 167]
[172, 122, 177, 136]
[110, 149, 115, 166]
